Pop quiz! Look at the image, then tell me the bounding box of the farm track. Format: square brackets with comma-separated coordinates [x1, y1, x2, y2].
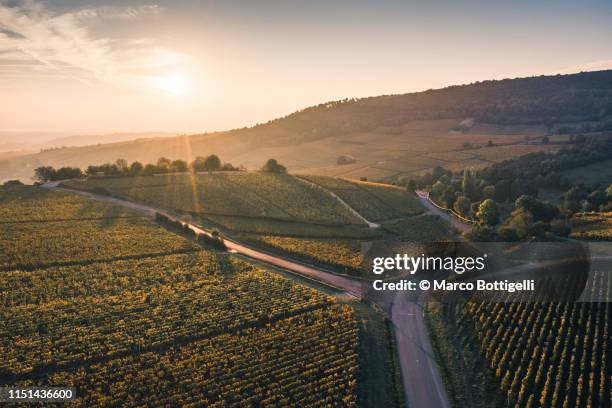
[49, 183, 452, 408]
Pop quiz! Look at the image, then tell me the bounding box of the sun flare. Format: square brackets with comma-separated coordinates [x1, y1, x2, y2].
[154, 72, 190, 95]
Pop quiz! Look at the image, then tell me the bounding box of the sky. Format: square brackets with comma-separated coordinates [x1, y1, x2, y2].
[1, 0, 612, 135]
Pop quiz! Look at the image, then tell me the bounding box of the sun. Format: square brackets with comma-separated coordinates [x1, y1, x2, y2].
[154, 72, 190, 95]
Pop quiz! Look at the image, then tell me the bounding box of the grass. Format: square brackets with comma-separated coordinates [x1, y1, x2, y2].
[351, 301, 405, 408]
[424, 302, 504, 408]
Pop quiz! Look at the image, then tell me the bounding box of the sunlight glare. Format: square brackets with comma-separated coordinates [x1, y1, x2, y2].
[154, 72, 190, 95]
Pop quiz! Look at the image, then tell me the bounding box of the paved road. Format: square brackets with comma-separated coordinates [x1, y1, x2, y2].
[416, 191, 471, 233]
[50, 184, 451, 408]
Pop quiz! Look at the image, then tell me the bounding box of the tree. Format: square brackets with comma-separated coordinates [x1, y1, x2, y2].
[453, 196, 471, 216]
[54, 167, 84, 180]
[129, 161, 143, 175]
[515, 195, 559, 222]
[157, 157, 172, 172]
[462, 168, 481, 201]
[431, 181, 445, 197]
[116, 158, 128, 171]
[440, 187, 456, 208]
[203, 155, 222, 172]
[476, 199, 499, 226]
[3, 180, 23, 188]
[542, 135, 550, 145]
[34, 166, 55, 182]
[483, 185, 496, 199]
[586, 190, 607, 211]
[507, 209, 533, 239]
[171, 160, 188, 173]
[406, 179, 417, 193]
[261, 158, 287, 173]
[142, 164, 158, 176]
[465, 225, 498, 242]
[191, 156, 207, 172]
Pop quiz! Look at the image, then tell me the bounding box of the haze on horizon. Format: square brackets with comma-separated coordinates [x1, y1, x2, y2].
[1, 0, 612, 136]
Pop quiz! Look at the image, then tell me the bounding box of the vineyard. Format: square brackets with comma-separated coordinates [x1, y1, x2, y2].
[0, 186, 135, 222]
[428, 301, 611, 408]
[381, 215, 456, 242]
[299, 175, 425, 221]
[63, 172, 365, 225]
[0, 185, 365, 407]
[239, 234, 363, 274]
[0, 217, 199, 270]
[16, 307, 359, 407]
[570, 213, 612, 241]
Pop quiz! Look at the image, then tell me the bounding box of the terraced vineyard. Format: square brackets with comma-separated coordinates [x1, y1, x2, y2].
[0, 186, 364, 407]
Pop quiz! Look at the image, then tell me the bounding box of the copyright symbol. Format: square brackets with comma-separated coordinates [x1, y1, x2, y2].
[419, 280, 430, 290]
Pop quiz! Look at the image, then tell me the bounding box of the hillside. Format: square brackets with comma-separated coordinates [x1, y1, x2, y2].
[2, 70, 612, 183]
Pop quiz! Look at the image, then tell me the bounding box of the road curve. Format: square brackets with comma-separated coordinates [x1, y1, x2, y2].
[48, 186, 363, 298]
[416, 191, 471, 233]
[49, 184, 451, 408]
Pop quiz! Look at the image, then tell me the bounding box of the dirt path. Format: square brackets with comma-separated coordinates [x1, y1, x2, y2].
[298, 178, 380, 228]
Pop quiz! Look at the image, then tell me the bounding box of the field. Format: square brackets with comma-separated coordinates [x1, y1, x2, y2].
[381, 215, 456, 241]
[64, 172, 365, 225]
[1, 117, 563, 184]
[238, 234, 362, 274]
[63, 173, 457, 274]
[570, 212, 612, 241]
[0, 185, 369, 407]
[299, 175, 424, 221]
[428, 301, 611, 408]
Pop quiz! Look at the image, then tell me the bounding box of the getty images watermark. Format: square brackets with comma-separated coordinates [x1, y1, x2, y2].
[361, 241, 611, 305]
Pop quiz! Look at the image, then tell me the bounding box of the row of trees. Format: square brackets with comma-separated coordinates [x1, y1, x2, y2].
[34, 156, 288, 182]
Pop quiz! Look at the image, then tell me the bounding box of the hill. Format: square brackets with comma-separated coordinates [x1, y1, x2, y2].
[2, 70, 612, 183]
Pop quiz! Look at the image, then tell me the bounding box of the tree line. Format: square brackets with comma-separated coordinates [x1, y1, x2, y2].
[34, 156, 287, 182]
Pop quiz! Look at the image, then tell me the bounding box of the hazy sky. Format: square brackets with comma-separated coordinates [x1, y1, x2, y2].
[1, 0, 612, 134]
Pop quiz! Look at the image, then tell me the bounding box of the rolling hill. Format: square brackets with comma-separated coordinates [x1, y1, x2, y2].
[2, 70, 612, 183]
